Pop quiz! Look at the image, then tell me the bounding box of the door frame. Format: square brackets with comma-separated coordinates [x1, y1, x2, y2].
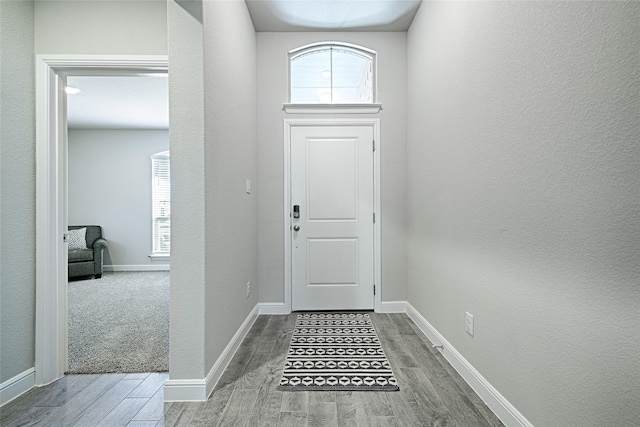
[35, 54, 168, 386]
[283, 118, 381, 313]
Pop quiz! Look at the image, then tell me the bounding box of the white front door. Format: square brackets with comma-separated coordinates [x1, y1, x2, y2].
[291, 125, 375, 311]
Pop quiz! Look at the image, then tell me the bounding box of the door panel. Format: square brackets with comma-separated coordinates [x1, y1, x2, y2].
[291, 125, 374, 311]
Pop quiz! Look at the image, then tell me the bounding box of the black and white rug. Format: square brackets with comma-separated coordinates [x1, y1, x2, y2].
[278, 312, 399, 391]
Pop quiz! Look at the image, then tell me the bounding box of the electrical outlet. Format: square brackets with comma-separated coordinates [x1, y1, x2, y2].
[465, 312, 474, 336]
[246, 281, 251, 298]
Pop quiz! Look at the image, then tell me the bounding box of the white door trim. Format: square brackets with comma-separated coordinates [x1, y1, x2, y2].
[283, 118, 381, 313]
[35, 54, 168, 386]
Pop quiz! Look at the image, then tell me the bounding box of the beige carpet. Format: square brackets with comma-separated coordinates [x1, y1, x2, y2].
[66, 271, 169, 374]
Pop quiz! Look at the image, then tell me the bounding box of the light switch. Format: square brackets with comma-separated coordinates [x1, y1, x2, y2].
[245, 179, 251, 194]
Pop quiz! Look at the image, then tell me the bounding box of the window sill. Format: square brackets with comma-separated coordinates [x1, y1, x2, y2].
[283, 103, 382, 114]
[149, 254, 170, 261]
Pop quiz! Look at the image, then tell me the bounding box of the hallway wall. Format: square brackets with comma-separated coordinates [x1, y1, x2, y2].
[0, 0, 36, 385]
[406, 2, 640, 426]
[256, 32, 408, 305]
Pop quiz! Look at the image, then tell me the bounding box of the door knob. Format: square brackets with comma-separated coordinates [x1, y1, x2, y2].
[293, 225, 300, 231]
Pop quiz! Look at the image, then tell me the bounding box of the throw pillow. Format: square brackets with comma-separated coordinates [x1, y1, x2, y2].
[68, 227, 88, 250]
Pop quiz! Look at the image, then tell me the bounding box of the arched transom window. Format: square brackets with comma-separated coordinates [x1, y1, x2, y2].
[289, 42, 376, 104]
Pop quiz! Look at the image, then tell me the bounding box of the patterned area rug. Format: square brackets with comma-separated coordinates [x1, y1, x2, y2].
[278, 312, 399, 391]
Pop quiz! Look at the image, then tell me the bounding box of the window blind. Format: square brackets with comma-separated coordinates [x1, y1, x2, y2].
[151, 152, 170, 254]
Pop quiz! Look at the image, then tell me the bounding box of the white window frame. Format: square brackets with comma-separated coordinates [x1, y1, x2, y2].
[151, 151, 170, 256]
[284, 42, 382, 114]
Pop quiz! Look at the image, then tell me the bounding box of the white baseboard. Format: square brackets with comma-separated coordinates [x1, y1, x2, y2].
[1, 368, 35, 406]
[258, 302, 289, 315]
[164, 304, 259, 401]
[256, 301, 407, 314]
[104, 264, 170, 272]
[378, 300, 407, 313]
[405, 303, 533, 427]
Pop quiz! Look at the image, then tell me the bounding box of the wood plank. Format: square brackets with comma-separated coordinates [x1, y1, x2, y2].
[215, 388, 259, 426]
[0, 314, 505, 427]
[363, 416, 398, 427]
[386, 314, 415, 335]
[235, 346, 273, 390]
[386, 389, 431, 427]
[246, 314, 270, 337]
[399, 334, 449, 379]
[308, 401, 338, 427]
[0, 386, 52, 425]
[129, 373, 169, 398]
[354, 391, 394, 418]
[214, 337, 258, 392]
[163, 402, 205, 427]
[96, 397, 148, 427]
[309, 391, 336, 404]
[246, 388, 283, 427]
[278, 411, 308, 427]
[431, 376, 491, 427]
[72, 379, 142, 426]
[126, 421, 159, 427]
[281, 391, 308, 413]
[2, 405, 60, 427]
[186, 387, 234, 426]
[336, 391, 359, 427]
[35, 374, 102, 407]
[124, 373, 151, 380]
[7, 374, 127, 427]
[398, 367, 447, 416]
[379, 333, 419, 369]
[132, 387, 164, 421]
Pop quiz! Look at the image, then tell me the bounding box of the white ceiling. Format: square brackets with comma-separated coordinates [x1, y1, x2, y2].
[246, 0, 422, 32]
[66, 75, 168, 130]
[65, 1, 422, 129]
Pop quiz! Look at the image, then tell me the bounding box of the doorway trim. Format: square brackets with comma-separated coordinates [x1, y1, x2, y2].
[283, 118, 381, 313]
[35, 54, 168, 386]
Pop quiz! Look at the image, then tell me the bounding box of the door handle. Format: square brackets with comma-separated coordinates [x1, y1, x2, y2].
[293, 225, 300, 232]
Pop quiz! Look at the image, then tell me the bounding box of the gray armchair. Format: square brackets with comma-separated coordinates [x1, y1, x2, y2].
[68, 225, 108, 279]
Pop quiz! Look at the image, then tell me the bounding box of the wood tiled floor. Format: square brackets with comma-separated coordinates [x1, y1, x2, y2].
[1, 314, 504, 426]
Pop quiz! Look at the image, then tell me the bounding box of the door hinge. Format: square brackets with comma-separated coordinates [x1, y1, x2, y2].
[373, 284, 376, 295]
[63, 233, 69, 243]
[373, 140, 376, 152]
[373, 212, 376, 223]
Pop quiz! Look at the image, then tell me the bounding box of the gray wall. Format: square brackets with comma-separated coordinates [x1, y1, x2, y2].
[167, 0, 207, 380]
[167, 0, 259, 381]
[0, 0, 36, 385]
[34, 0, 167, 55]
[406, 2, 640, 426]
[202, 0, 258, 373]
[68, 129, 169, 267]
[256, 32, 407, 304]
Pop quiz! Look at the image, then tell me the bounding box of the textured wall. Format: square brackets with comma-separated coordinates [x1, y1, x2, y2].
[407, 2, 640, 426]
[167, 0, 207, 380]
[256, 32, 408, 304]
[202, 0, 258, 371]
[68, 130, 169, 267]
[35, 0, 167, 55]
[0, 0, 36, 384]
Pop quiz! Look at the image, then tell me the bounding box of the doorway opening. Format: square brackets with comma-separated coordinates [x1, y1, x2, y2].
[35, 55, 168, 385]
[65, 74, 170, 374]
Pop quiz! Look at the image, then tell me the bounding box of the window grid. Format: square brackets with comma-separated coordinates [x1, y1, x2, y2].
[151, 152, 170, 255]
[289, 42, 376, 104]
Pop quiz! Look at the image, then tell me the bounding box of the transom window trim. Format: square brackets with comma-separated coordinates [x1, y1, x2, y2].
[286, 42, 381, 113]
[151, 151, 170, 255]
